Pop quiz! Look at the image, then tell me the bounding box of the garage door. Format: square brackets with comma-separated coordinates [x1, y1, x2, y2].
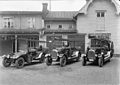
[0, 40, 13, 56]
[68, 34, 85, 53]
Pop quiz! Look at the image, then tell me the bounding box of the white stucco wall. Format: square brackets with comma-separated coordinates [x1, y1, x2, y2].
[0, 14, 43, 29]
[45, 21, 76, 30]
[77, 0, 120, 54]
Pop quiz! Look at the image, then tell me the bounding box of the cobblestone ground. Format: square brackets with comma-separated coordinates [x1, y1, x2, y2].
[0, 57, 119, 85]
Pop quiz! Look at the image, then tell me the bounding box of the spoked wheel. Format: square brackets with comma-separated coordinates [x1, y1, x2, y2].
[27, 55, 33, 64]
[2, 58, 11, 67]
[98, 58, 103, 67]
[39, 54, 45, 63]
[45, 57, 52, 66]
[82, 57, 86, 66]
[60, 55, 67, 67]
[15, 57, 25, 69]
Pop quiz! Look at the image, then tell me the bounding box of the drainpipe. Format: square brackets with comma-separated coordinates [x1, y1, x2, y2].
[15, 35, 18, 52]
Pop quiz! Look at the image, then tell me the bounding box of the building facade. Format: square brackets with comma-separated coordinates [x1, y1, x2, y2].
[0, 0, 119, 55]
[75, 0, 120, 54]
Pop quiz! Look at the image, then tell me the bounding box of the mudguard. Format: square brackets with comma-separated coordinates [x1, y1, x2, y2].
[81, 54, 86, 58]
[10, 51, 27, 59]
[72, 51, 79, 57]
[45, 54, 51, 58]
[37, 52, 43, 59]
[2, 55, 10, 58]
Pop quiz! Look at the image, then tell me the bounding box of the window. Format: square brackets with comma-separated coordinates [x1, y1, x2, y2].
[96, 11, 105, 17]
[58, 25, 62, 29]
[101, 12, 105, 17]
[69, 24, 73, 29]
[3, 17, 14, 28]
[46, 24, 50, 29]
[28, 17, 35, 28]
[97, 12, 100, 17]
[28, 38, 37, 48]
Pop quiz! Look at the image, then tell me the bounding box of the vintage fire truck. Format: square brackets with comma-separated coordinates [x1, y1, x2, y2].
[45, 38, 81, 67]
[2, 38, 49, 68]
[82, 34, 114, 67]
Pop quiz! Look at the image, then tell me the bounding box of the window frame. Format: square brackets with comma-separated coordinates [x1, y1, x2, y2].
[28, 37, 37, 48]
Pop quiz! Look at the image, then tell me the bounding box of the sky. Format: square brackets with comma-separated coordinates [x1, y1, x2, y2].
[0, 0, 119, 11]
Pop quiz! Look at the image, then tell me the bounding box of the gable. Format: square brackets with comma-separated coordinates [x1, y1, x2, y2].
[75, 0, 120, 16]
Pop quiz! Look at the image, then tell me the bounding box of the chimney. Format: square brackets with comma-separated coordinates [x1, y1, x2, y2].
[42, 3, 48, 13]
[42, 3, 49, 19]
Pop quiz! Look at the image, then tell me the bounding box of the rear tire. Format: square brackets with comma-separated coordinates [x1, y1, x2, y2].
[82, 57, 86, 66]
[60, 55, 67, 67]
[98, 58, 103, 67]
[15, 57, 25, 69]
[27, 55, 33, 64]
[2, 58, 11, 67]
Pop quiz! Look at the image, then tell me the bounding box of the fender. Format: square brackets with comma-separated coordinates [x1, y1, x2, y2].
[72, 51, 79, 57]
[2, 55, 10, 58]
[81, 54, 86, 58]
[59, 54, 64, 58]
[37, 52, 43, 58]
[45, 54, 51, 58]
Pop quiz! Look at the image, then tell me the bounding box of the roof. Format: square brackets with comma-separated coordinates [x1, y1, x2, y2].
[44, 29, 77, 34]
[0, 11, 42, 15]
[75, 0, 120, 16]
[0, 28, 43, 34]
[45, 11, 78, 21]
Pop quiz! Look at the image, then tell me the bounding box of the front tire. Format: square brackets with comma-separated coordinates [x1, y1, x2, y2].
[2, 58, 11, 67]
[45, 57, 52, 66]
[98, 58, 103, 67]
[15, 57, 25, 69]
[27, 55, 33, 64]
[60, 55, 67, 67]
[39, 54, 45, 63]
[76, 52, 81, 62]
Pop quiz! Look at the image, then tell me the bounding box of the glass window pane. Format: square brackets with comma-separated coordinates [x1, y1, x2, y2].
[101, 12, 105, 17]
[97, 12, 100, 17]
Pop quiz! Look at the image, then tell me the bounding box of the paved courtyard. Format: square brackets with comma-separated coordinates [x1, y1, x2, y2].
[0, 57, 119, 85]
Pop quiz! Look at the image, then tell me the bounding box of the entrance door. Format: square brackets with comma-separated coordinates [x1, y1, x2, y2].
[46, 35, 62, 50]
[68, 34, 85, 53]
